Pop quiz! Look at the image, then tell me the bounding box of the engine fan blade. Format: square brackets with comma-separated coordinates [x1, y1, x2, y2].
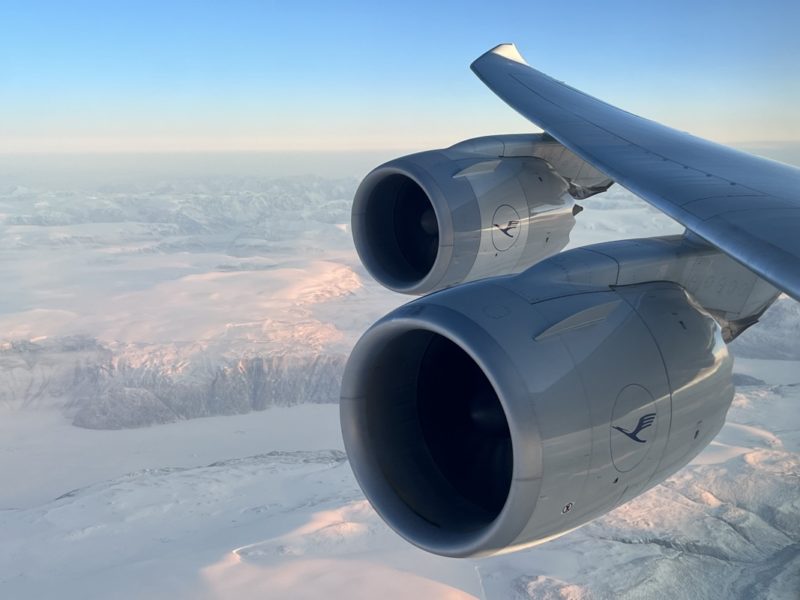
[393, 180, 439, 276]
[417, 334, 512, 515]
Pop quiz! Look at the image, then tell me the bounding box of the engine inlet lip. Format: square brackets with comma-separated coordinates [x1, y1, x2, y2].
[340, 302, 543, 557]
[351, 162, 456, 295]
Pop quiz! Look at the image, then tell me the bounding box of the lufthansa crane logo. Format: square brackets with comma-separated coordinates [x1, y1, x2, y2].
[494, 220, 519, 237]
[610, 385, 657, 472]
[612, 413, 656, 443]
[491, 205, 521, 251]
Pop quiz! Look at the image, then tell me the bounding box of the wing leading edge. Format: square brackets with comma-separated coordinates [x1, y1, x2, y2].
[471, 44, 800, 302]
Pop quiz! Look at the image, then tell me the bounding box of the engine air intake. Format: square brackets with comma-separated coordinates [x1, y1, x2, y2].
[359, 174, 439, 289]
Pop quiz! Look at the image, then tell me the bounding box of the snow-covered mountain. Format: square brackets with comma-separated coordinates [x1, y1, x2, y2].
[1, 178, 795, 430]
[1, 372, 797, 599]
[731, 296, 800, 360]
[0, 171, 798, 598]
[0, 176, 399, 428]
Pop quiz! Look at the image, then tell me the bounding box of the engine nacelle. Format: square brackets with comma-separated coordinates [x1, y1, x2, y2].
[340, 246, 734, 557]
[351, 135, 611, 295]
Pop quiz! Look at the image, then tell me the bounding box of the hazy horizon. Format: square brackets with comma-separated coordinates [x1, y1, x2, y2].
[1, 140, 798, 191]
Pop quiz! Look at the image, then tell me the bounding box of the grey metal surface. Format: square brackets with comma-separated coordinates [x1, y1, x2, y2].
[471, 44, 800, 302]
[341, 238, 736, 557]
[341, 45, 791, 558]
[351, 135, 613, 295]
[351, 150, 575, 294]
[445, 133, 613, 197]
[505, 234, 779, 341]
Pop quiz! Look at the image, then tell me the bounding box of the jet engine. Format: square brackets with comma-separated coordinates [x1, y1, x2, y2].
[342, 49, 783, 558]
[351, 134, 612, 294]
[341, 256, 734, 557]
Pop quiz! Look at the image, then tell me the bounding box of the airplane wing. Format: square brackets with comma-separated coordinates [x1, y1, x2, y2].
[471, 44, 800, 302]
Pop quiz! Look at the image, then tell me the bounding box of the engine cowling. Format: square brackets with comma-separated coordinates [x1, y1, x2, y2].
[351, 135, 610, 295]
[340, 257, 733, 557]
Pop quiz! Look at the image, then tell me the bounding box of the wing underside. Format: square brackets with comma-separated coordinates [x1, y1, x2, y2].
[471, 44, 800, 302]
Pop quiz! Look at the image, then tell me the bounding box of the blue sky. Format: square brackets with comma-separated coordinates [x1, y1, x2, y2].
[1, 0, 798, 153]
